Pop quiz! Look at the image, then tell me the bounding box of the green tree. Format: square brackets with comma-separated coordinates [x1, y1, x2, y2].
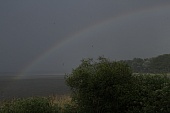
[131, 58, 144, 73]
[149, 54, 170, 73]
[122, 54, 170, 73]
[130, 74, 170, 113]
[65, 57, 133, 113]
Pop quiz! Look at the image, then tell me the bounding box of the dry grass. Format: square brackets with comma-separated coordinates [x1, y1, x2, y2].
[49, 94, 73, 107]
[48, 94, 78, 113]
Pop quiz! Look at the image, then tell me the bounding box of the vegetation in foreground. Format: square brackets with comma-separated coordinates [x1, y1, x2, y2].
[0, 95, 75, 113]
[1, 56, 170, 113]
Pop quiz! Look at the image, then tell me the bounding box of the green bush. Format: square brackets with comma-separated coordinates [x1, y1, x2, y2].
[128, 74, 170, 113]
[65, 57, 170, 113]
[0, 97, 60, 113]
[65, 57, 133, 113]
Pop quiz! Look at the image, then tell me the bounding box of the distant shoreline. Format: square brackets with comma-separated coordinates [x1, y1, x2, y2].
[0, 74, 66, 79]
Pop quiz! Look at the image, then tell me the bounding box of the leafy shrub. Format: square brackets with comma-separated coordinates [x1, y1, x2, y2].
[0, 95, 80, 113]
[65, 57, 133, 113]
[0, 97, 60, 113]
[65, 57, 170, 113]
[128, 74, 170, 113]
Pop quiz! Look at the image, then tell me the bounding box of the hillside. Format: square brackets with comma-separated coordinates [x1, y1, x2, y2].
[121, 54, 170, 73]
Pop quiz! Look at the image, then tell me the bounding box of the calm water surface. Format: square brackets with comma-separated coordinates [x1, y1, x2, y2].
[0, 73, 70, 100]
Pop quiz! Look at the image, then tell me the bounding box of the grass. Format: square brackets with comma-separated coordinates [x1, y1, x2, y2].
[50, 95, 72, 108]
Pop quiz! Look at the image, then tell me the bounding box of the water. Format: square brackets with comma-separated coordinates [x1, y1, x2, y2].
[0, 73, 70, 101]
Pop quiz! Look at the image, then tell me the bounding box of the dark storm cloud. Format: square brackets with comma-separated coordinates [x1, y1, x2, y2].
[0, 0, 170, 73]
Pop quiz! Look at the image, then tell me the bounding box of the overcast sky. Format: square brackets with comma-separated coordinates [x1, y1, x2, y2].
[1, 1, 170, 74]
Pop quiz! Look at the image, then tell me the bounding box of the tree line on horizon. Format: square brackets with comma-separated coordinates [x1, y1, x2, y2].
[120, 54, 170, 73]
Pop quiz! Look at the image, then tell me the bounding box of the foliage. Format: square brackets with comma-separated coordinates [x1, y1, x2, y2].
[122, 54, 170, 73]
[0, 96, 60, 113]
[0, 95, 80, 113]
[66, 57, 170, 113]
[149, 54, 170, 73]
[65, 57, 133, 113]
[127, 74, 170, 113]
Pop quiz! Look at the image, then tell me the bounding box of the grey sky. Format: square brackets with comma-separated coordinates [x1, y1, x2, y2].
[1, 1, 170, 74]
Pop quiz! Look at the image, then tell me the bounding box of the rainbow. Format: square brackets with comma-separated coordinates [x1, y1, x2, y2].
[16, 3, 170, 79]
